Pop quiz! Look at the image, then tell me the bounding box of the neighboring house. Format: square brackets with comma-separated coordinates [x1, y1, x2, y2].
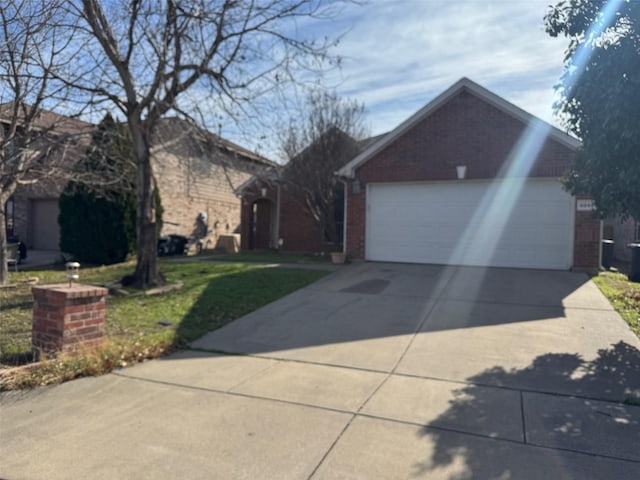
[604, 217, 639, 263]
[337, 77, 601, 272]
[3, 110, 274, 252]
[238, 129, 382, 253]
[151, 118, 275, 251]
[1, 104, 93, 250]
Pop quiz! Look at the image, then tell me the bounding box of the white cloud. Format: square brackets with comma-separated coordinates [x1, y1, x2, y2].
[198, 0, 573, 158]
[319, 0, 570, 134]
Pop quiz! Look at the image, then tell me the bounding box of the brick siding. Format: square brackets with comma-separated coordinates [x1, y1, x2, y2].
[32, 284, 108, 354]
[240, 183, 326, 253]
[345, 89, 600, 271]
[573, 196, 602, 272]
[10, 120, 271, 252]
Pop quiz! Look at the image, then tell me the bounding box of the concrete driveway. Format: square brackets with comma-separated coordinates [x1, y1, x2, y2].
[2, 263, 640, 479]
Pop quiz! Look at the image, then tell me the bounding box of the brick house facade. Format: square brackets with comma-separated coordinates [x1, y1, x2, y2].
[4, 113, 273, 253]
[152, 118, 274, 251]
[1, 104, 92, 250]
[338, 78, 601, 272]
[239, 179, 329, 253]
[238, 130, 377, 254]
[10, 179, 68, 250]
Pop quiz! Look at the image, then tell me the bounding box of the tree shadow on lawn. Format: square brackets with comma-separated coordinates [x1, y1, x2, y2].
[414, 341, 640, 479]
[171, 265, 329, 347]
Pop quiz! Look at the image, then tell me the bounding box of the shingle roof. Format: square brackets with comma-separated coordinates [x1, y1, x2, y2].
[235, 126, 383, 196]
[0, 102, 93, 136]
[153, 117, 276, 167]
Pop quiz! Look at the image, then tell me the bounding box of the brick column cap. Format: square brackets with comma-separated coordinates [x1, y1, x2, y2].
[32, 283, 108, 299]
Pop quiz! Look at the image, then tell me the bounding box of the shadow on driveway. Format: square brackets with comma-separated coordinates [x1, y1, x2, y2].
[188, 263, 603, 357]
[415, 341, 640, 478]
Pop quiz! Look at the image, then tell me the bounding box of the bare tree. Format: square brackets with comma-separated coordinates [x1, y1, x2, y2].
[0, 0, 90, 285]
[59, 0, 349, 288]
[280, 90, 367, 249]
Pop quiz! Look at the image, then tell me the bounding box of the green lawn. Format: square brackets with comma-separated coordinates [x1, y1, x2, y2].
[201, 251, 332, 264]
[0, 260, 328, 389]
[593, 271, 640, 338]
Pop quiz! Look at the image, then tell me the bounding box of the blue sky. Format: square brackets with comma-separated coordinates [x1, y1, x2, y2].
[53, 0, 572, 161]
[309, 0, 570, 137]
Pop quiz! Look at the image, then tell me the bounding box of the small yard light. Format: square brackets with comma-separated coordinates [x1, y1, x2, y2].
[66, 262, 80, 287]
[261, 187, 267, 198]
[456, 165, 467, 180]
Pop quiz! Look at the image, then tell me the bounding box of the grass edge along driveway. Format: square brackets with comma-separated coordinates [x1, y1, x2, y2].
[0, 261, 329, 391]
[593, 271, 640, 338]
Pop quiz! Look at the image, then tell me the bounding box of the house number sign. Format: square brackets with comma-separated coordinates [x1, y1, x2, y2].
[576, 199, 596, 212]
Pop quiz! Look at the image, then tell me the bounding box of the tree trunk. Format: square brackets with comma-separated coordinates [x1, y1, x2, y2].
[325, 196, 340, 251]
[129, 117, 160, 289]
[0, 205, 9, 286]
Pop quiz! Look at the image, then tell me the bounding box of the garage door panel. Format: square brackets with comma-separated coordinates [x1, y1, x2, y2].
[366, 180, 573, 270]
[31, 199, 61, 250]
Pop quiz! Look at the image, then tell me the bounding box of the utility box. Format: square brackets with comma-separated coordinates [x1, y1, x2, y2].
[601, 240, 614, 270]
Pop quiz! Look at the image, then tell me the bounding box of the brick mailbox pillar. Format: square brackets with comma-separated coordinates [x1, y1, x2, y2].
[32, 284, 108, 355]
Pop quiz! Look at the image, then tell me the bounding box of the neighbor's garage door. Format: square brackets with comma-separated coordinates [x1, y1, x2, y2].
[30, 199, 61, 250]
[366, 180, 574, 270]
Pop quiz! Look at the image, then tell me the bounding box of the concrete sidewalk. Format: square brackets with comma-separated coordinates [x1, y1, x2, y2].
[2, 263, 640, 479]
[13, 249, 63, 270]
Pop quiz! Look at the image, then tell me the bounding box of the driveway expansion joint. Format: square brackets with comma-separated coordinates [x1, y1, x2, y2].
[117, 367, 640, 466]
[185, 349, 638, 407]
[520, 391, 528, 444]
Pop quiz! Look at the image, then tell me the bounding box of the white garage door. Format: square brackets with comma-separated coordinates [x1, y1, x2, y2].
[366, 179, 574, 270]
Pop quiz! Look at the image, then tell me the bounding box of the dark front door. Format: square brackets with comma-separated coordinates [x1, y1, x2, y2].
[252, 200, 271, 250]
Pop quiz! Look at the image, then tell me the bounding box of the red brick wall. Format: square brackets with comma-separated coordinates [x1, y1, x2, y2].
[279, 192, 326, 252]
[32, 284, 107, 355]
[345, 185, 366, 259]
[345, 89, 599, 270]
[355, 91, 573, 184]
[573, 196, 601, 272]
[240, 182, 276, 251]
[240, 183, 326, 253]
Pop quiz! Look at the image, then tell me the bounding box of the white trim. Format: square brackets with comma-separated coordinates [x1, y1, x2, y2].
[338, 77, 582, 178]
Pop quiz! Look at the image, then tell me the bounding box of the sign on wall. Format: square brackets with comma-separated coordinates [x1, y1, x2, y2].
[576, 199, 597, 212]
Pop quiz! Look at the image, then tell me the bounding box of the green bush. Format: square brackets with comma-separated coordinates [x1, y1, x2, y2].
[59, 114, 137, 265]
[59, 187, 136, 265]
[59, 114, 165, 265]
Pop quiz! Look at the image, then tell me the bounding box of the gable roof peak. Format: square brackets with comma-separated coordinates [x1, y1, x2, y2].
[337, 77, 581, 178]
